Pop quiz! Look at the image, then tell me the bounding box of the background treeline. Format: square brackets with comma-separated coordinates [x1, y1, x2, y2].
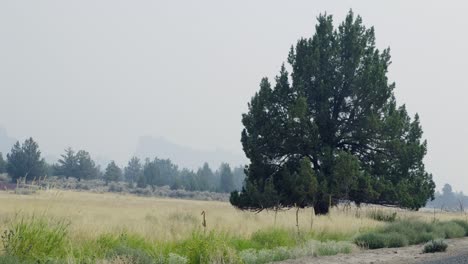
[0, 138, 245, 193]
[426, 183, 468, 211]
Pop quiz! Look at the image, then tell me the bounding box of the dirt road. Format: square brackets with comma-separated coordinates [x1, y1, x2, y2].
[277, 237, 468, 264]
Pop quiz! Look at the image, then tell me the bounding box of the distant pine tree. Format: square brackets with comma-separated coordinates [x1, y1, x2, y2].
[0, 152, 6, 174]
[104, 161, 123, 184]
[6, 138, 46, 182]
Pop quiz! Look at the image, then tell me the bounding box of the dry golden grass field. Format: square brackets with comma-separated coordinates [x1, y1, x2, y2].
[0, 189, 463, 242]
[0, 189, 466, 263]
[0, 190, 379, 241]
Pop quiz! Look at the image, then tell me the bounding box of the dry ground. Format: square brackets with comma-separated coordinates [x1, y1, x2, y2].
[277, 237, 468, 264]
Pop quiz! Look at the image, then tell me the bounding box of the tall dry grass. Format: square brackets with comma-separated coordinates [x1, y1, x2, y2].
[0, 189, 466, 263]
[0, 190, 381, 243]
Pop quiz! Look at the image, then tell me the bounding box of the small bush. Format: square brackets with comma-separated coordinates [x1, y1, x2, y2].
[384, 232, 409, 248]
[354, 232, 386, 249]
[315, 241, 353, 256]
[440, 222, 466, 238]
[381, 220, 436, 244]
[366, 210, 397, 222]
[108, 182, 125, 192]
[423, 240, 448, 253]
[451, 220, 468, 235]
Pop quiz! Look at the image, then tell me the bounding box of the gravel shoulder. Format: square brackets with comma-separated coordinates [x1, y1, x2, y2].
[276, 237, 468, 264]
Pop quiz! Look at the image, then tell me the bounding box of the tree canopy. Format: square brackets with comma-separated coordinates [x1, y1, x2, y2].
[124, 156, 142, 184]
[0, 152, 6, 174]
[6, 138, 46, 182]
[56, 148, 100, 180]
[230, 11, 435, 214]
[104, 161, 123, 184]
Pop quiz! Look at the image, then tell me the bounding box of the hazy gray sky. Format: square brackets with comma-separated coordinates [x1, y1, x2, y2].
[0, 1, 466, 192]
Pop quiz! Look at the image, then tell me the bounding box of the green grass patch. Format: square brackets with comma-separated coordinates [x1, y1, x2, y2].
[249, 228, 297, 249]
[0, 216, 69, 262]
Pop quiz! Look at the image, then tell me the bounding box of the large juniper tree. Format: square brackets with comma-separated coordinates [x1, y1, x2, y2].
[230, 11, 435, 214]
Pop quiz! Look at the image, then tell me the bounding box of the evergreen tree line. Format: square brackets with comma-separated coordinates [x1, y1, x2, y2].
[0, 138, 245, 193]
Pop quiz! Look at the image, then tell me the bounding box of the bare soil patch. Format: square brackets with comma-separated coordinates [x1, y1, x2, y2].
[277, 237, 468, 264]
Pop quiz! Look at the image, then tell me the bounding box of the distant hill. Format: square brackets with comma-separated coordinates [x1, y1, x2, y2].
[0, 127, 17, 155]
[135, 136, 247, 170]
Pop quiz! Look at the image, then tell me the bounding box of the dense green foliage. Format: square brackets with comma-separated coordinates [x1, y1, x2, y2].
[231, 11, 435, 214]
[1, 139, 243, 193]
[0, 152, 6, 174]
[132, 158, 244, 193]
[219, 163, 235, 193]
[354, 220, 467, 249]
[56, 148, 101, 180]
[104, 161, 123, 184]
[6, 138, 46, 182]
[124, 156, 143, 184]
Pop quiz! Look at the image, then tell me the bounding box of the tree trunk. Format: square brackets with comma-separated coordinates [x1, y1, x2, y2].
[310, 207, 315, 232]
[274, 207, 278, 227]
[314, 199, 330, 215]
[295, 207, 300, 234]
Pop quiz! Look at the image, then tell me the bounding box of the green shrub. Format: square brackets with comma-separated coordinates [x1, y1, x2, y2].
[381, 220, 438, 244]
[416, 232, 437, 243]
[354, 219, 468, 250]
[1, 216, 69, 262]
[384, 232, 408, 248]
[423, 239, 448, 253]
[366, 210, 397, 222]
[451, 220, 468, 235]
[440, 222, 466, 238]
[315, 241, 353, 256]
[354, 232, 387, 249]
